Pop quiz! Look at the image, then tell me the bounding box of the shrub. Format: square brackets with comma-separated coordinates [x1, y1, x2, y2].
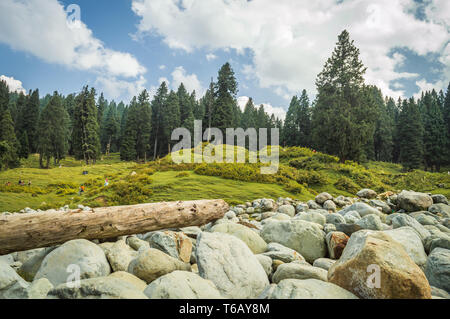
[296, 170, 329, 186]
[175, 172, 190, 178]
[334, 177, 359, 194]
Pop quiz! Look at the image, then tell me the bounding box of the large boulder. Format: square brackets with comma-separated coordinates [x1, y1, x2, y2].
[382, 227, 427, 268]
[431, 194, 448, 205]
[104, 240, 138, 272]
[211, 222, 267, 254]
[338, 202, 384, 218]
[295, 211, 327, 226]
[18, 247, 55, 282]
[424, 248, 450, 293]
[47, 277, 148, 299]
[357, 189, 377, 199]
[147, 231, 192, 263]
[195, 232, 269, 299]
[272, 263, 328, 283]
[355, 214, 383, 230]
[428, 203, 450, 218]
[315, 193, 333, 205]
[108, 271, 147, 291]
[261, 243, 305, 263]
[28, 278, 53, 299]
[277, 205, 296, 217]
[328, 230, 431, 299]
[128, 248, 190, 284]
[0, 261, 30, 299]
[397, 190, 433, 212]
[261, 219, 327, 263]
[391, 214, 431, 243]
[144, 271, 223, 299]
[268, 279, 358, 299]
[34, 239, 111, 286]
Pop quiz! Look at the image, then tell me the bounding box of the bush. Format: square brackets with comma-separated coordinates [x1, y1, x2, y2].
[108, 180, 153, 205]
[334, 177, 359, 194]
[296, 170, 329, 186]
[175, 172, 190, 178]
[284, 181, 306, 194]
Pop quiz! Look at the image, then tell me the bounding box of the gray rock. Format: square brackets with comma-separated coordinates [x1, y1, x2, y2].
[313, 258, 336, 271]
[315, 193, 333, 205]
[0, 261, 30, 299]
[272, 263, 328, 283]
[307, 200, 322, 210]
[344, 210, 361, 224]
[431, 194, 449, 205]
[34, 239, 111, 286]
[28, 278, 53, 299]
[261, 219, 327, 263]
[431, 286, 450, 299]
[128, 248, 190, 284]
[211, 222, 267, 254]
[397, 190, 433, 212]
[104, 240, 138, 272]
[256, 255, 273, 277]
[335, 223, 363, 237]
[18, 247, 55, 282]
[391, 214, 431, 243]
[369, 199, 392, 214]
[268, 279, 358, 299]
[0, 254, 14, 265]
[357, 189, 377, 199]
[323, 200, 336, 212]
[127, 236, 150, 251]
[355, 214, 383, 230]
[179, 226, 202, 239]
[383, 227, 427, 268]
[429, 203, 450, 218]
[144, 271, 222, 299]
[424, 248, 450, 293]
[277, 205, 295, 217]
[414, 213, 438, 226]
[294, 211, 326, 226]
[338, 202, 384, 218]
[262, 243, 306, 263]
[47, 277, 148, 299]
[323, 223, 337, 234]
[196, 232, 269, 299]
[296, 203, 309, 213]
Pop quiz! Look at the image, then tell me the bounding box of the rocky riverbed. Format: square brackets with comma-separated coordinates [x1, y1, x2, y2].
[0, 189, 449, 299]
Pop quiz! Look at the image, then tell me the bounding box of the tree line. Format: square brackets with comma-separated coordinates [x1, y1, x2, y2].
[0, 30, 448, 171]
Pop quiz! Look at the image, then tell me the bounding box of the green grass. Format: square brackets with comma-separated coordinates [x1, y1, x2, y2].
[0, 148, 449, 212]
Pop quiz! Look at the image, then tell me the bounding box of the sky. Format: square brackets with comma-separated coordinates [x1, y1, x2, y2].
[0, 0, 449, 120]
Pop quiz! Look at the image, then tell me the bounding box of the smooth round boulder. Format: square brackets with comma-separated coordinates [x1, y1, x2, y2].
[268, 279, 358, 299]
[382, 227, 427, 268]
[34, 239, 111, 286]
[211, 222, 267, 254]
[397, 190, 433, 212]
[424, 248, 450, 293]
[355, 214, 383, 230]
[357, 189, 377, 199]
[272, 263, 328, 283]
[277, 205, 295, 217]
[315, 193, 333, 205]
[108, 271, 147, 291]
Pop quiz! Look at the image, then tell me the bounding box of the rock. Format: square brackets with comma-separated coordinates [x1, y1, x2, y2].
[28, 278, 53, 299]
[335, 223, 363, 237]
[296, 203, 309, 213]
[15, 248, 45, 264]
[294, 211, 326, 226]
[179, 226, 202, 239]
[307, 200, 322, 210]
[256, 255, 273, 277]
[225, 211, 237, 219]
[211, 222, 267, 254]
[315, 193, 333, 205]
[355, 214, 383, 230]
[338, 202, 384, 218]
[0, 254, 14, 265]
[195, 232, 269, 299]
[104, 240, 138, 272]
[272, 263, 328, 283]
[18, 247, 55, 282]
[328, 230, 431, 299]
[128, 248, 190, 284]
[428, 236, 450, 252]
[47, 277, 147, 299]
[277, 205, 295, 217]
[147, 231, 192, 263]
[262, 243, 305, 263]
[382, 227, 427, 268]
[257, 284, 277, 299]
[344, 210, 361, 224]
[429, 203, 450, 218]
[34, 239, 111, 286]
[323, 200, 336, 212]
[261, 219, 327, 263]
[144, 271, 222, 299]
[268, 279, 358, 299]
[326, 232, 349, 259]
[391, 214, 431, 243]
[323, 223, 337, 234]
[267, 213, 291, 221]
[398, 190, 433, 212]
[108, 272, 147, 291]
[431, 194, 448, 205]
[414, 213, 438, 226]
[424, 248, 450, 293]
[369, 199, 392, 214]
[357, 189, 377, 199]
[0, 261, 30, 299]
[313, 258, 336, 271]
[325, 213, 345, 225]
[127, 236, 150, 251]
[431, 286, 450, 299]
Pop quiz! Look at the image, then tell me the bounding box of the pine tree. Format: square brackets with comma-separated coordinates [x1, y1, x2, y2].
[297, 90, 312, 147]
[151, 82, 169, 159]
[120, 97, 139, 161]
[0, 109, 20, 170]
[37, 92, 70, 168]
[72, 86, 101, 164]
[444, 83, 450, 166]
[135, 90, 152, 161]
[161, 90, 181, 154]
[283, 96, 299, 147]
[102, 105, 120, 155]
[374, 97, 395, 162]
[213, 63, 237, 134]
[422, 90, 446, 171]
[202, 79, 216, 142]
[0, 80, 9, 116]
[311, 30, 377, 162]
[398, 98, 423, 170]
[177, 84, 194, 136]
[97, 93, 108, 125]
[241, 98, 257, 129]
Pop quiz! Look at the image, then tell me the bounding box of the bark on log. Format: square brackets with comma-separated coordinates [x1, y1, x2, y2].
[0, 199, 228, 255]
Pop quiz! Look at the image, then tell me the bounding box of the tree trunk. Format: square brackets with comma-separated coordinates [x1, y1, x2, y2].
[0, 199, 228, 255]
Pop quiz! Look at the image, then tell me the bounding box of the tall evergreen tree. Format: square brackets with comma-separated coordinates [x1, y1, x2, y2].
[444, 83, 450, 166]
[102, 104, 120, 155]
[283, 96, 299, 147]
[37, 92, 70, 168]
[0, 108, 20, 170]
[177, 84, 194, 136]
[120, 97, 139, 161]
[374, 97, 395, 162]
[161, 90, 181, 154]
[241, 98, 257, 129]
[212, 63, 237, 134]
[135, 90, 152, 161]
[297, 90, 312, 147]
[202, 79, 216, 141]
[311, 30, 377, 162]
[151, 82, 169, 159]
[398, 98, 424, 170]
[72, 86, 101, 164]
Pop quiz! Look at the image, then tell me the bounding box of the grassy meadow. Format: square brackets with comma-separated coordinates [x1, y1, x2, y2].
[0, 147, 449, 212]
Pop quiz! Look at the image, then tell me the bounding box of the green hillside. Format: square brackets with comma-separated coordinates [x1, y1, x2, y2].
[0, 147, 449, 212]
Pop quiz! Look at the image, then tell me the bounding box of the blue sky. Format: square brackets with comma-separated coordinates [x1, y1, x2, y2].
[0, 0, 449, 119]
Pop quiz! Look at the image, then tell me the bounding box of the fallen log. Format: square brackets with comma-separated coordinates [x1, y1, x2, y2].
[0, 199, 228, 255]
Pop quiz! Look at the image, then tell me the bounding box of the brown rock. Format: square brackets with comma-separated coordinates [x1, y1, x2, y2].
[326, 232, 349, 259]
[328, 230, 431, 299]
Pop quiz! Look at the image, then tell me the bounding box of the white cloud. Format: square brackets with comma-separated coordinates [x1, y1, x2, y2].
[237, 96, 286, 121]
[170, 66, 205, 95]
[0, 75, 26, 94]
[132, 0, 450, 99]
[0, 0, 146, 100]
[206, 53, 217, 61]
[159, 65, 166, 70]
